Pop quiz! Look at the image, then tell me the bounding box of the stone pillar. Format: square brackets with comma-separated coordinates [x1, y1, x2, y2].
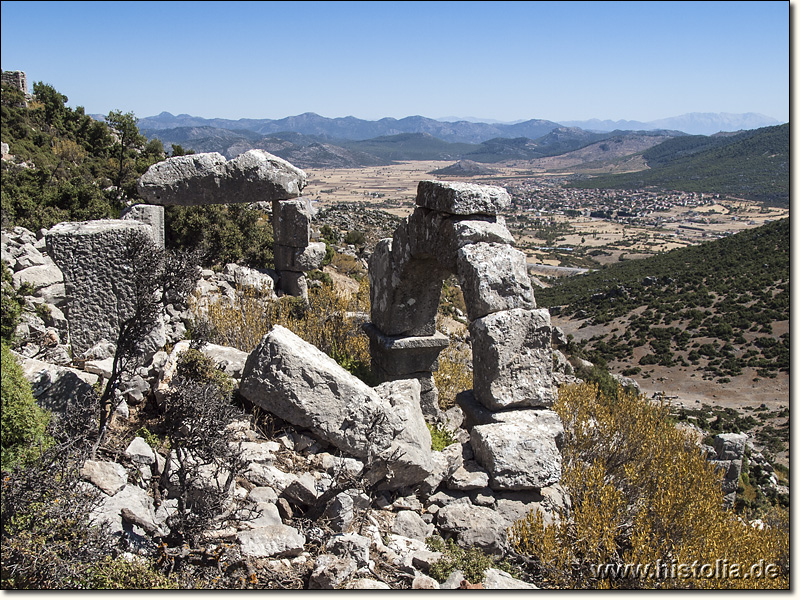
[46, 219, 165, 357]
[121, 204, 165, 249]
[272, 198, 325, 300]
[366, 179, 563, 491]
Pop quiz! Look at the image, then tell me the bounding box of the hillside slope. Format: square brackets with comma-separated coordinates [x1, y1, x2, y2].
[539, 217, 788, 387]
[568, 124, 789, 206]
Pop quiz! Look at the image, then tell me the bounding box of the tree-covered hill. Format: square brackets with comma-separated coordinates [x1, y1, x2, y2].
[1, 81, 276, 269]
[567, 124, 789, 206]
[538, 218, 789, 381]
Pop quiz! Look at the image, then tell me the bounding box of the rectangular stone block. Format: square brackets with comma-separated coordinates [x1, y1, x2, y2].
[46, 220, 166, 356]
[121, 204, 165, 249]
[471, 410, 564, 491]
[275, 242, 326, 272]
[457, 243, 535, 321]
[272, 199, 311, 247]
[470, 308, 554, 410]
[416, 180, 511, 216]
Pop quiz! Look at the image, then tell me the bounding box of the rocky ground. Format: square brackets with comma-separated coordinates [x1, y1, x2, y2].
[2, 223, 787, 589]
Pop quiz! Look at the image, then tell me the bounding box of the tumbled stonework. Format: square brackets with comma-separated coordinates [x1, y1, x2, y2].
[46, 220, 165, 356]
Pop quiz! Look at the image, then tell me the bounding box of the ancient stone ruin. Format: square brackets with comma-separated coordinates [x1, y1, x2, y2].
[138, 149, 321, 298]
[364, 180, 562, 491]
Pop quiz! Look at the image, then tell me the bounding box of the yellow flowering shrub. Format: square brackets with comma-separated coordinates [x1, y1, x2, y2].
[509, 383, 789, 589]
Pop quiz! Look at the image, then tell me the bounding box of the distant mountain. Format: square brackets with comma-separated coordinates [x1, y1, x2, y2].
[139, 111, 561, 144]
[569, 123, 789, 206]
[560, 112, 782, 136]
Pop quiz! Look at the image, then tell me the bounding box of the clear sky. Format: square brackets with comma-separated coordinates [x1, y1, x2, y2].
[0, 1, 789, 123]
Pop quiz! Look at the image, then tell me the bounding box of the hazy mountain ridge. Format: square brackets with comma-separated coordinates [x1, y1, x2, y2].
[138, 111, 561, 144]
[560, 112, 782, 136]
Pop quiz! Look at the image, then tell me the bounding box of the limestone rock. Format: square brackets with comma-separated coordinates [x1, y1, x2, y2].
[272, 199, 312, 248]
[470, 409, 564, 491]
[138, 150, 306, 205]
[125, 436, 156, 465]
[483, 568, 539, 589]
[416, 180, 510, 216]
[435, 503, 509, 555]
[392, 510, 434, 541]
[236, 525, 306, 557]
[470, 308, 554, 410]
[457, 243, 534, 321]
[309, 554, 358, 589]
[121, 204, 165, 249]
[239, 325, 433, 489]
[274, 242, 326, 272]
[81, 460, 129, 496]
[13, 351, 98, 416]
[713, 432, 748, 461]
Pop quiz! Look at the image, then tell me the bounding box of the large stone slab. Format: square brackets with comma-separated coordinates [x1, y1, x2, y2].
[470, 308, 554, 410]
[416, 180, 511, 216]
[456, 243, 535, 321]
[137, 150, 306, 205]
[239, 325, 433, 489]
[470, 409, 563, 491]
[46, 220, 165, 356]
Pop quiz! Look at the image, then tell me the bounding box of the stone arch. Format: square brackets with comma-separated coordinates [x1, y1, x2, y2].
[366, 180, 555, 420]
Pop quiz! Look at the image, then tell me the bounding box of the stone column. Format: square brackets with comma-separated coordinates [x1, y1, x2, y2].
[272, 198, 326, 300]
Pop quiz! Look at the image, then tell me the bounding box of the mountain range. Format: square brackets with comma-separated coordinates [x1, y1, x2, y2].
[559, 112, 783, 136]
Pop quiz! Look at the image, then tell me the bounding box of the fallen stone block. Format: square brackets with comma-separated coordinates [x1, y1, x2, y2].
[239, 325, 433, 489]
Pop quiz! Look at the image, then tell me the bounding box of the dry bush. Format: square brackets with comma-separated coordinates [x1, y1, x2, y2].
[432, 342, 472, 412]
[194, 278, 371, 380]
[509, 383, 789, 589]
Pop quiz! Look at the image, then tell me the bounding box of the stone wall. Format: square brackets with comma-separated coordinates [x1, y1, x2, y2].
[2, 70, 28, 94]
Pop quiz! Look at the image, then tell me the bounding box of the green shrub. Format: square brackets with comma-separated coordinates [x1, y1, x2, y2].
[427, 423, 457, 451]
[426, 536, 514, 585]
[1, 343, 52, 470]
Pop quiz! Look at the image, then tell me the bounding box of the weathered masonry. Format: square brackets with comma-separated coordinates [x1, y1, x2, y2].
[365, 181, 562, 491]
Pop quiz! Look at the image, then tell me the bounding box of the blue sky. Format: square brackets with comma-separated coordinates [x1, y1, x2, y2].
[0, 1, 789, 123]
